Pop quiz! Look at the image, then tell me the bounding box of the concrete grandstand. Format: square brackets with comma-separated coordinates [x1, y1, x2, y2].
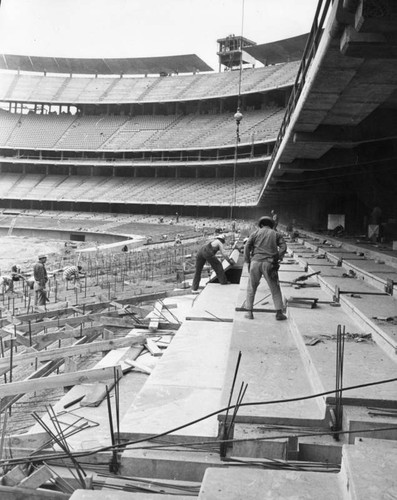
[0, 1, 396, 499]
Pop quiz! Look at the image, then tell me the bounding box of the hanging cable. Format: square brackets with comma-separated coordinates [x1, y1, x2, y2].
[230, 0, 245, 219]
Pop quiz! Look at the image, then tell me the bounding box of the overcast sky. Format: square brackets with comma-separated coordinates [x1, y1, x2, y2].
[0, 0, 318, 70]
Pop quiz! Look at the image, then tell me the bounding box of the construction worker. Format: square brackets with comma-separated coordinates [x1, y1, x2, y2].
[271, 209, 279, 230]
[1, 275, 14, 294]
[244, 216, 287, 321]
[33, 254, 48, 307]
[192, 234, 234, 292]
[62, 265, 85, 285]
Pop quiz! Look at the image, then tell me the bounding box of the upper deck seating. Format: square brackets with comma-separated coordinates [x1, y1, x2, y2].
[56, 114, 128, 150]
[0, 107, 283, 151]
[0, 62, 298, 104]
[6, 112, 76, 148]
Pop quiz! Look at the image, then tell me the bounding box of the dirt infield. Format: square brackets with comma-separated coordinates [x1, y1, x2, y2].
[0, 235, 68, 274]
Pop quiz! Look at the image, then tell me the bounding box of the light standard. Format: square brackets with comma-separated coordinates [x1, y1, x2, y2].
[230, 107, 243, 219]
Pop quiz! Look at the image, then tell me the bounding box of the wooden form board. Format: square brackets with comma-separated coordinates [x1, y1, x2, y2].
[0, 485, 69, 499]
[0, 366, 121, 397]
[0, 336, 145, 370]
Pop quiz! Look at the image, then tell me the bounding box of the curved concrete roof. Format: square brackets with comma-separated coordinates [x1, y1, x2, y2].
[0, 53, 213, 75]
[244, 33, 309, 65]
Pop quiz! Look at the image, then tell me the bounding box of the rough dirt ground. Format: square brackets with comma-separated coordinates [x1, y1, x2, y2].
[0, 235, 78, 274]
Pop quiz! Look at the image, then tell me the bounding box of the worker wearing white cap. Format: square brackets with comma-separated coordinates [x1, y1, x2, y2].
[192, 235, 234, 292]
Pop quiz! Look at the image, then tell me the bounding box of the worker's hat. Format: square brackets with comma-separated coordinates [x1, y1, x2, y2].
[216, 234, 226, 243]
[38, 254, 47, 260]
[258, 216, 274, 228]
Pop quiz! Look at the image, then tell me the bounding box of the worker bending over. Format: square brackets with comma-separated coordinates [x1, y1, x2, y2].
[62, 265, 85, 285]
[192, 234, 234, 292]
[244, 216, 287, 321]
[1, 275, 14, 294]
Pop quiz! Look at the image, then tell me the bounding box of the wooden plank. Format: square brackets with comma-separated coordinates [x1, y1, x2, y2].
[0, 336, 145, 370]
[32, 326, 105, 350]
[18, 465, 53, 489]
[4, 432, 50, 451]
[79, 382, 110, 407]
[2, 466, 27, 486]
[0, 366, 122, 397]
[80, 345, 143, 407]
[123, 359, 152, 375]
[95, 316, 137, 328]
[0, 485, 69, 499]
[145, 338, 163, 357]
[185, 316, 233, 322]
[147, 300, 163, 332]
[3, 314, 96, 335]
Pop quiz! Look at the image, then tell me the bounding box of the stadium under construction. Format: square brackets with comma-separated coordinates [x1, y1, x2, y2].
[0, 1, 396, 498]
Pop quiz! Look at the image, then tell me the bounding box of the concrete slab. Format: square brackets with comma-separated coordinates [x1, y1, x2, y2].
[344, 260, 397, 274]
[320, 275, 389, 295]
[354, 437, 397, 448]
[302, 258, 336, 267]
[341, 444, 397, 500]
[146, 321, 232, 390]
[288, 302, 397, 406]
[302, 265, 347, 278]
[119, 321, 233, 442]
[338, 293, 397, 358]
[187, 283, 240, 321]
[70, 491, 192, 500]
[199, 467, 342, 500]
[120, 445, 225, 482]
[230, 423, 291, 459]
[325, 252, 367, 262]
[119, 384, 223, 442]
[343, 406, 397, 444]
[219, 310, 325, 424]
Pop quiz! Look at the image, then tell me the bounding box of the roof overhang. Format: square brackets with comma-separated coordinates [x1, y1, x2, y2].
[0, 54, 213, 75]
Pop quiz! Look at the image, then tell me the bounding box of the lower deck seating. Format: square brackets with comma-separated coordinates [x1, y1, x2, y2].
[0, 173, 261, 206]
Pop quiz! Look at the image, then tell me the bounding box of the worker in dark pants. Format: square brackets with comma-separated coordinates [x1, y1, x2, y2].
[244, 216, 287, 321]
[192, 235, 234, 292]
[33, 254, 48, 308]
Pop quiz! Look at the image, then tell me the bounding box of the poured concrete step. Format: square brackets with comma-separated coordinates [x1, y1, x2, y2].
[120, 444, 225, 482]
[220, 271, 325, 426]
[287, 291, 397, 407]
[119, 319, 233, 443]
[334, 293, 397, 359]
[198, 467, 342, 499]
[186, 283, 240, 321]
[296, 259, 397, 358]
[341, 443, 397, 499]
[343, 406, 397, 443]
[228, 423, 297, 459]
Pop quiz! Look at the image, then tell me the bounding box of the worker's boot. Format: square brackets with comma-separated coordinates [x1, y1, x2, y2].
[244, 310, 254, 320]
[276, 310, 287, 321]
